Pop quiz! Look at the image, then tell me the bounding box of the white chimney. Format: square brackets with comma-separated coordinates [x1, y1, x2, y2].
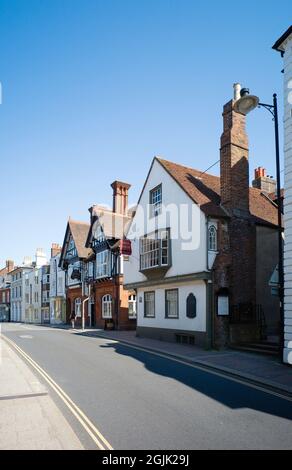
[233, 83, 241, 101]
[35, 248, 47, 267]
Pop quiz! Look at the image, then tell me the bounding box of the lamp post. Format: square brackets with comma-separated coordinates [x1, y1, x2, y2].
[234, 89, 284, 357]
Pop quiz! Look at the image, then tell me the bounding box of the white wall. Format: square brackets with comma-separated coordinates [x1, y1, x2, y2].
[124, 159, 207, 286]
[137, 280, 206, 332]
[24, 268, 42, 323]
[283, 33, 292, 364]
[284, 35, 292, 364]
[50, 254, 66, 298]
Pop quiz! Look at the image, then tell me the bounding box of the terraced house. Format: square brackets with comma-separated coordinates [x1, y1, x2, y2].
[124, 84, 281, 350]
[0, 260, 14, 322]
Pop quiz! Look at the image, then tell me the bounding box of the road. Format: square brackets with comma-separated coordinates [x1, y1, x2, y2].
[1, 323, 292, 450]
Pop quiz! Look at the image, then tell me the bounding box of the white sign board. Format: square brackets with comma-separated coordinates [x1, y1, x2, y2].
[218, 295, 229, 316]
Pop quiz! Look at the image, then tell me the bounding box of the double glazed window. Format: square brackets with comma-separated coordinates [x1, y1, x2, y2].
[96, 251, 111, 278]
[140, 230, 170, 271]
[165, 289, 179, 318]
[150, 185, 162, 217]
[144, 292, 155, 317]
[102, 294, 112, 319]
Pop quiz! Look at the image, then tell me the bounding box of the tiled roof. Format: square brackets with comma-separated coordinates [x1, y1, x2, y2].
[68, 219, 93, 259]
[157, 158, 279, 227]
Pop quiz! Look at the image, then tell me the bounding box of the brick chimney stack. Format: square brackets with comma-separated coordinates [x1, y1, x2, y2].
[51, 243, 62, 258]
[111, 181, 131, 216]
[220, 83, 249, 214]
[252, 167, 276, 194]
[6, 260, 14, 272]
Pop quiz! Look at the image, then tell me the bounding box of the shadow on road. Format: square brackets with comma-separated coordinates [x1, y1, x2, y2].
[85, 338, 292, 421]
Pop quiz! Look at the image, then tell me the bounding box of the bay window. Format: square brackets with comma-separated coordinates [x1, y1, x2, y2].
[140, 229, 170, 271]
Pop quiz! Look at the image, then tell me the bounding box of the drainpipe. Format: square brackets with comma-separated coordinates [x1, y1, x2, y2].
[82, 284, 90, 331]
[205, 216, 213, 350]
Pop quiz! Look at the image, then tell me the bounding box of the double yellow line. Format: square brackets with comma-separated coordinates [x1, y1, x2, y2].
[2, 334, 113, 451]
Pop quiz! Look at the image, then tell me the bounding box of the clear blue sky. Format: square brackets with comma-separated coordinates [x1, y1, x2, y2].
[0, 0, 290, 265]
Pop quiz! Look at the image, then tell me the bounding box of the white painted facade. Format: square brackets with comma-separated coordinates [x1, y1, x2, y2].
[124, 159, 216, 342]
[136, 280, 207, 332]
[24, 268, 42, 323]
[10, 266, 33, 322]
[50, 253, 66, 324]
[10, 249, 48, 323]
[276, 29, 292, 364]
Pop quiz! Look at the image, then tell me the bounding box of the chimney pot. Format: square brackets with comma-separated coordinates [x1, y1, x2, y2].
[233, 83, 241, 101]
[51, 243, 62, 258]
[111, 181, 131, 216]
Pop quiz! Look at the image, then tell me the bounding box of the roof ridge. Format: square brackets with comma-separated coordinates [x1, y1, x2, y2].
[157, 157, 220, 179]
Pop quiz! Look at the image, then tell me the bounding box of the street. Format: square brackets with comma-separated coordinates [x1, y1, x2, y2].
[1, 323, 291, 450]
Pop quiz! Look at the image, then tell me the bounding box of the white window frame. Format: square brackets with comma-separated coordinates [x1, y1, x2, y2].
[128, 294, 137, 319]
[150, 184, 162, 217]
[102, 294, 112, 319]
[208, 225, 218, 252]
[96, 250, 111, 279]
[75, 298, 82, 318]
[140, 229, 170, 271]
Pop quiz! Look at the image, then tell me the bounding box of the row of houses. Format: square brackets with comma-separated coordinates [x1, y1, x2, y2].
[0, 84, 283, 355]
[0, 247, 66, 325]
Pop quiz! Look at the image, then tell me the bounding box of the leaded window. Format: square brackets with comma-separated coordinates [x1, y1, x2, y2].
[144, 292, 155, 318]
[165, 289, 179, 318]
[208, 225, 217, 251]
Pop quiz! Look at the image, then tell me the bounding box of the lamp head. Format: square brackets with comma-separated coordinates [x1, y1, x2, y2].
[234, 88, 259, 115]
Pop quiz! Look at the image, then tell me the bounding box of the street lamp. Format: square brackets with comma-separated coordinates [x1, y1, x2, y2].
[234, 88, 284, 357]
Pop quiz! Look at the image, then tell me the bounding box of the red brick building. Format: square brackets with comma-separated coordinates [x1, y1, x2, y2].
[59, 182, 137, 330]
[59, 219, 93, 327]
[85, 181, 136, 330]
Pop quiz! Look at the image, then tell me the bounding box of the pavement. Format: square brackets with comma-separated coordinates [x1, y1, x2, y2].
[74, 328, 292, 397]
[0, 336, 83, 450]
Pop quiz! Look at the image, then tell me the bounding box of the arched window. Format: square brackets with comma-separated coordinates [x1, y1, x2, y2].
[208, 225, 217, 251]
[128, 294, 137, 319]
[102, 295, 113, 319]
[186, 293, 197, 319]
[75, 298, 82, 318]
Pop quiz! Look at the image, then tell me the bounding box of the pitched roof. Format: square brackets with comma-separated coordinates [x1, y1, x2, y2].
[157, 158, 279, 227]
[86, 206, 132, 246]
[68, 219, 93, 259]
[272, 25, 292, 52]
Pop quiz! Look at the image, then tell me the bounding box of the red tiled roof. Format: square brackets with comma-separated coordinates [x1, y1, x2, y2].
[68, 219, 93, 259]
[157, 158, 279, 227]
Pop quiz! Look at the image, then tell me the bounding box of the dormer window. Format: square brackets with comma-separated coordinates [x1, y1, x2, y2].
[208, 225, 218, 251]
[150, 184, 162, 217]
